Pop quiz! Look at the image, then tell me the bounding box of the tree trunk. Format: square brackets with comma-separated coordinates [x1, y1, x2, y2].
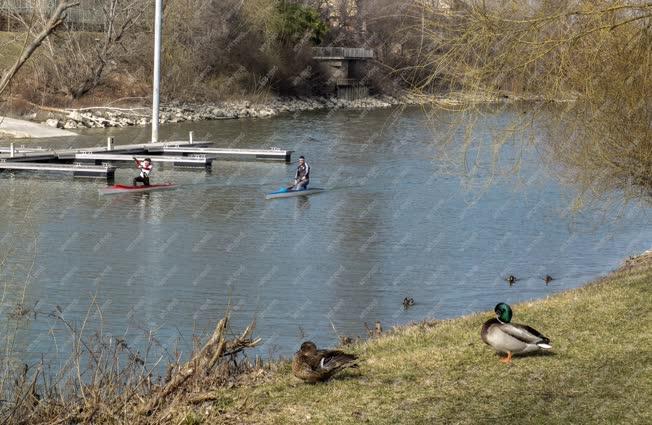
[0, 1, 80, 98]
[70, 61, 107, 99]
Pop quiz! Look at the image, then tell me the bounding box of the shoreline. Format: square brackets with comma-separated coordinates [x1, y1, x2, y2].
[40, 95, 430, 130]
[19, 92, 540, 132]
[2, 249, 649, 423]
[187, 249, 652, 424]
[1, 91, 571, 136]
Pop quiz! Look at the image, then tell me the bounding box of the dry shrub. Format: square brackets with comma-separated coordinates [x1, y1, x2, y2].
[13, 0, 152, 103]
[162, 0, 329, 100]
[7, 0, 331, 103]
[0, 308, 261, 425]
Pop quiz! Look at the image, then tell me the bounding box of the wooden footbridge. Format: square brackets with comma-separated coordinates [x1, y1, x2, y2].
[0, 132, 293, 181]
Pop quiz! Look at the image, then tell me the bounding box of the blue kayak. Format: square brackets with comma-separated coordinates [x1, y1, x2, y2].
[265, 187, 325, 200]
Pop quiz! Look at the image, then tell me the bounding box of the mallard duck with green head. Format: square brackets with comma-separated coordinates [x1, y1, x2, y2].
[481, 303, 552, 364]
[292, 341, 358, 383]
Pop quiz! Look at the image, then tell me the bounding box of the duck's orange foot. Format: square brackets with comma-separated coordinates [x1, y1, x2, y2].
[499, 352, 513, 364]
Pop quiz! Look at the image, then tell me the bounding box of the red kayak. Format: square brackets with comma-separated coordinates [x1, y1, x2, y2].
[99, 183, 176, 195]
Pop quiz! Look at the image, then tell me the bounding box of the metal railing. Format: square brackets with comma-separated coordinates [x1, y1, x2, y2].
[312, 47, 374, 59]
[336, 78, 362, 86]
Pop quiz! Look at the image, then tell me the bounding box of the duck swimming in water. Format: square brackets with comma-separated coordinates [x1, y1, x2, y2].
[292, 341, 358, 383]
[543, 275, 554, 285]
[403, 297, 415, 309]
[505, 275, 518, 286]
[481, 303, 552, 364]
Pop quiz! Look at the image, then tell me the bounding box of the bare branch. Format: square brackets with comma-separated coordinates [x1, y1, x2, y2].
[0, 1, 80, 97]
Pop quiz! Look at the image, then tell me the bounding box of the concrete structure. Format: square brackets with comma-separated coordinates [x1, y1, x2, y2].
[0, 117, 77, 139]
[312, 47, 374, 100]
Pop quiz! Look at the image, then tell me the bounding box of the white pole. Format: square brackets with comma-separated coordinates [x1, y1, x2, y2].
[151, 0, 163, 143]
[189, 131, 193, 144]
[107, 137, 113, 151]
[9, 142, 14, 158]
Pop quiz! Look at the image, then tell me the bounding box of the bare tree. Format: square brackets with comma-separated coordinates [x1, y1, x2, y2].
[0, 0, 79, 98]
[50, 0, 149, 99]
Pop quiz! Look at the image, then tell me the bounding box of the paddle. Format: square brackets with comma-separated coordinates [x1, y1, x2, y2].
[285, 178, 309, 192]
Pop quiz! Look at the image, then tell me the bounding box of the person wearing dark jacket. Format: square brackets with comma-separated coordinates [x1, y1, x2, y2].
[293, 156, 310, 190]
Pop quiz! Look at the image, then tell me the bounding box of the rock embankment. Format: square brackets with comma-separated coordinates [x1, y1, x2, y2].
[38, 92, 558, 130]
[43, 95, 424, 129]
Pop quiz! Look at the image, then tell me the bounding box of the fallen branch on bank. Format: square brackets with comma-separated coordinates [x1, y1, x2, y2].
[0, 311, 260, 424]
[140, 316, 260, 415]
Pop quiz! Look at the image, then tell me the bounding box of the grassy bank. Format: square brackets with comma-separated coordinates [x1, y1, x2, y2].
[3, 254, 650, 424]
[192, 254, 652, 425]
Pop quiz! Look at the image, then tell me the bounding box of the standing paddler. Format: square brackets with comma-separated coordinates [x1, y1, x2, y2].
[133, 157, 153, 186]
[291, 155, 310, 191]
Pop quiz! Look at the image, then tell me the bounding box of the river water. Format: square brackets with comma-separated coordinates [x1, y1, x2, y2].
[0, 106, 650, 366]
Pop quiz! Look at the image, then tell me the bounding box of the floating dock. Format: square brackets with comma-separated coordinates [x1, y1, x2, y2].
[0, 162, 115, 179]
[0, 146, 47, 154]
[0, 133, 293, 181]
[0, 142, 205, 163]
[148, 146, 293, 162]
[73, 153, 215, 168]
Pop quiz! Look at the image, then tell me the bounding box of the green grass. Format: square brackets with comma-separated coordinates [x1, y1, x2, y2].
[201, 258, 651, 424]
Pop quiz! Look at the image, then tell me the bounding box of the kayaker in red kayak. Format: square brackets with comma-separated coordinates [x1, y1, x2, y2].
[291, 156, 310, 191]
[133, 157, 153, 186]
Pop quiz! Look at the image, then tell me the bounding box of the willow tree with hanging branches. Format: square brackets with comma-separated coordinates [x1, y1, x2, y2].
[413, 0, 652, 206]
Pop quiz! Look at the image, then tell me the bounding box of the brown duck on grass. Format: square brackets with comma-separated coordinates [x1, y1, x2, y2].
[292, 341, 358, 383]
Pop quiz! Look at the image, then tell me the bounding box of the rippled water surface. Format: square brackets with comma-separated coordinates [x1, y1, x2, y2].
[1, 106, 650, 364]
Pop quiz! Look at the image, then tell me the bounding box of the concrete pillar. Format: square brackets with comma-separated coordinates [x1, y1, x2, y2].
[107, 137, 114, 151]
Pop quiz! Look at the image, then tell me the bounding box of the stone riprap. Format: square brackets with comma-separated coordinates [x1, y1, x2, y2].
[45, 95, 430, 129]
